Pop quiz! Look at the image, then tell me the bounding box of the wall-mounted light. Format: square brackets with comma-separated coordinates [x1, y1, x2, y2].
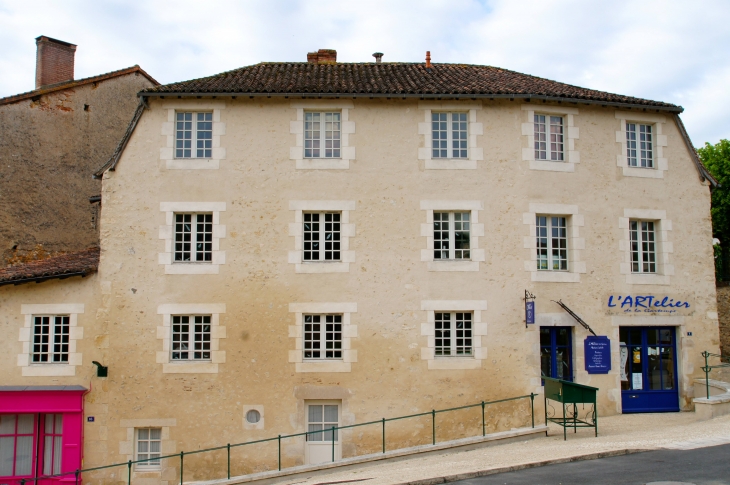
[92, 361, 108, 377]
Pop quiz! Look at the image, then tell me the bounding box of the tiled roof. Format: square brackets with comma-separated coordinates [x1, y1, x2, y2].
[0, 65, 158, 106]
[142, 62, 680, 111]
[0, 247, 99, 286]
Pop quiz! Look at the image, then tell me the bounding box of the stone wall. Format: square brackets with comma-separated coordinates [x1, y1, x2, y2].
[0, 72, 155, 264]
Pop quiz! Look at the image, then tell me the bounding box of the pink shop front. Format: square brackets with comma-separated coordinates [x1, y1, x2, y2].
[0, 386, 86, 485]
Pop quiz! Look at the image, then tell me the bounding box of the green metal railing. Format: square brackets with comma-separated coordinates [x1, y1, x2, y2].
[17, 393, 536, 485]
[701, 350, 730, 398]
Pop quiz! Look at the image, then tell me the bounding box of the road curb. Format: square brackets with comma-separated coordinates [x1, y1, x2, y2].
[394, 448, 647, 485]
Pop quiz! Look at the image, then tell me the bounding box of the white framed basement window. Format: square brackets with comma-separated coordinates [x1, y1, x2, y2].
[175, 112, 213, 159]
[304, 112, 341, 158]
[135, 428, 162, 470]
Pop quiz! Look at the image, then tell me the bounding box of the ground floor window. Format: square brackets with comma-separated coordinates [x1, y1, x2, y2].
[0, 414, 34, 477]
[540, 327, 573, 381]
[136, 428, 162, 470]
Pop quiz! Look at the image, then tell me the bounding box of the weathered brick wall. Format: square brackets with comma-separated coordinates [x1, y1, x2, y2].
[0, 72, 155, 264]
[717, 284, 730, 357]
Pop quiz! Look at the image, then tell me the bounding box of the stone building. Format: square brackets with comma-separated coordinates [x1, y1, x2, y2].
[0, 49, 722, 485]
[0, 36, 157, 264]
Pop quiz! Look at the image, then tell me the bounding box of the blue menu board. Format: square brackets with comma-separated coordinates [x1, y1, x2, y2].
[584, 336, 611, 374]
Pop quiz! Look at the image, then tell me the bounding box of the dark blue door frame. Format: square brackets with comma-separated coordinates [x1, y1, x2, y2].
[620, 326, 679, 413]
[540, 326, 573, 382]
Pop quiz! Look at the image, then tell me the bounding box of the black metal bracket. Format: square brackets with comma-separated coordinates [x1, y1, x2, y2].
[92, 361, 108, 378]
[552, 299, 597, 336]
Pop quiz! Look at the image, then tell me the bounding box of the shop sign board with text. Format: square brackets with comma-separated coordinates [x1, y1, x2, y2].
[604, 294, 694, 316]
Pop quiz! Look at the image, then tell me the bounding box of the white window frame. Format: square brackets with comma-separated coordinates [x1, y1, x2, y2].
[433, 211, 471, 260]
[157, 304, 226, 374]
[302, 314, 343, 360]
[615, 111, 668, 179]
[135, 428, 162, 471]
[159, 202, 226, 275]
[418, 102, 483, 170]
[434, 311, 473, 357]
[420, 301, 487, 370]
[431, 112, 469, 159]
[170, 315, 212, 361]
[619, 209, 673, 285]
[160, 101, 226, 170]
[18, 304, 84, 376]
[289, 201, 356, 273]
[523, 204, 586, 283]
[302, 212, 342, 262]
[536, 215, 569, 272]
[289, 303, 357, 373]
[304, 112, 341, 159]
[626, 122, 654, 168]
[420, 200, 485, 272]
[629, 220, 657, 274]
[30, 315, 70, 364]
[534, 114, 565, 161]
[174, 112, 213, 159]
[521, 105, 579, 172]
[290, 101, 355, 170]
[173, 213, 213, 263]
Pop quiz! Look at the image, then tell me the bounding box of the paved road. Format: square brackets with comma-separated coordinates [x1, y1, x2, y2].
[452, 443, 730, 485]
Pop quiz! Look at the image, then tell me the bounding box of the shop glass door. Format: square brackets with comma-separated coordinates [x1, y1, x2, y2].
[0, 414, 64, 485]
[540, 327, 573, 381]
[620, 327, 679, 413]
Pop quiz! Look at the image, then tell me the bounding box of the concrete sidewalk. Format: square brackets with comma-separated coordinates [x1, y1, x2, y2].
[272, 412, 730, 485]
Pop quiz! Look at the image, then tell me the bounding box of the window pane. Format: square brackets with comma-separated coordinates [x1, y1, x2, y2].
[0, 436, 14, 476]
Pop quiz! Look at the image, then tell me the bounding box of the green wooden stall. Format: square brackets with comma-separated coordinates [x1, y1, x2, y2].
[543, 376, 598, 440]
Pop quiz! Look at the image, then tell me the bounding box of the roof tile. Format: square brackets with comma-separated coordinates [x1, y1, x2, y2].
[142, 62, 679, 110]
[0, 248, 99, 286]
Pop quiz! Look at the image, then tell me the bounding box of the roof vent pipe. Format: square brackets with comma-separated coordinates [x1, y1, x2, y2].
[372, 52, 383, 64]
[425, 51, 431, 68]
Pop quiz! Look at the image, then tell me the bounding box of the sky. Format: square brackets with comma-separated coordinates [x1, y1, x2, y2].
[0, 0, 728, 146]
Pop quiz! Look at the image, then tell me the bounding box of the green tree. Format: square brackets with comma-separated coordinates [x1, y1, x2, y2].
[697, 139, 730, 279]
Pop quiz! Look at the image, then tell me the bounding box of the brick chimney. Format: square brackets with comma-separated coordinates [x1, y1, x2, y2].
[35, 36, 77, 89]
[307, 49, 337, 65]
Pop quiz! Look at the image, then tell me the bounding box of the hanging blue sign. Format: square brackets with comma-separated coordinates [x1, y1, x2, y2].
[584, 336, 611, 374]
[525, 300, 535, 325]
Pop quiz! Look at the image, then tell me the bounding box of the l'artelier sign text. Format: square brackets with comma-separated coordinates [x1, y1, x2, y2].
[605, 294, 694, 316]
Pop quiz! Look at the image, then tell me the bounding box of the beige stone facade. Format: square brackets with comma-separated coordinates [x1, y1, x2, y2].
[0, 90, 721, 483]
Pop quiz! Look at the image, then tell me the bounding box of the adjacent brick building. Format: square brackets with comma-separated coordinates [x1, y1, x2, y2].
[0, 36, 158, 264]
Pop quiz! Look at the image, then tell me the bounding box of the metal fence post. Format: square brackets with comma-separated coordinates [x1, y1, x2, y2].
[704, 351, 710, 399]
[481, 401, 485, 436]
[277, 435, 281, 471]
[382, 418, 386, 453]
[431, 410, 436, 445]
[127, 460, 132, 485]
[227, 443, 231, 479]
[21, 479, 25, 485]
[331, 426, 336, 462]
[530, 393, 535, 428]
[180, 451, 184, 485]
[75, 469, 80, 485]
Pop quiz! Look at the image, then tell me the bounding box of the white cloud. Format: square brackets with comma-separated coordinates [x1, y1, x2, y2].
[0, 0, 728, 144]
